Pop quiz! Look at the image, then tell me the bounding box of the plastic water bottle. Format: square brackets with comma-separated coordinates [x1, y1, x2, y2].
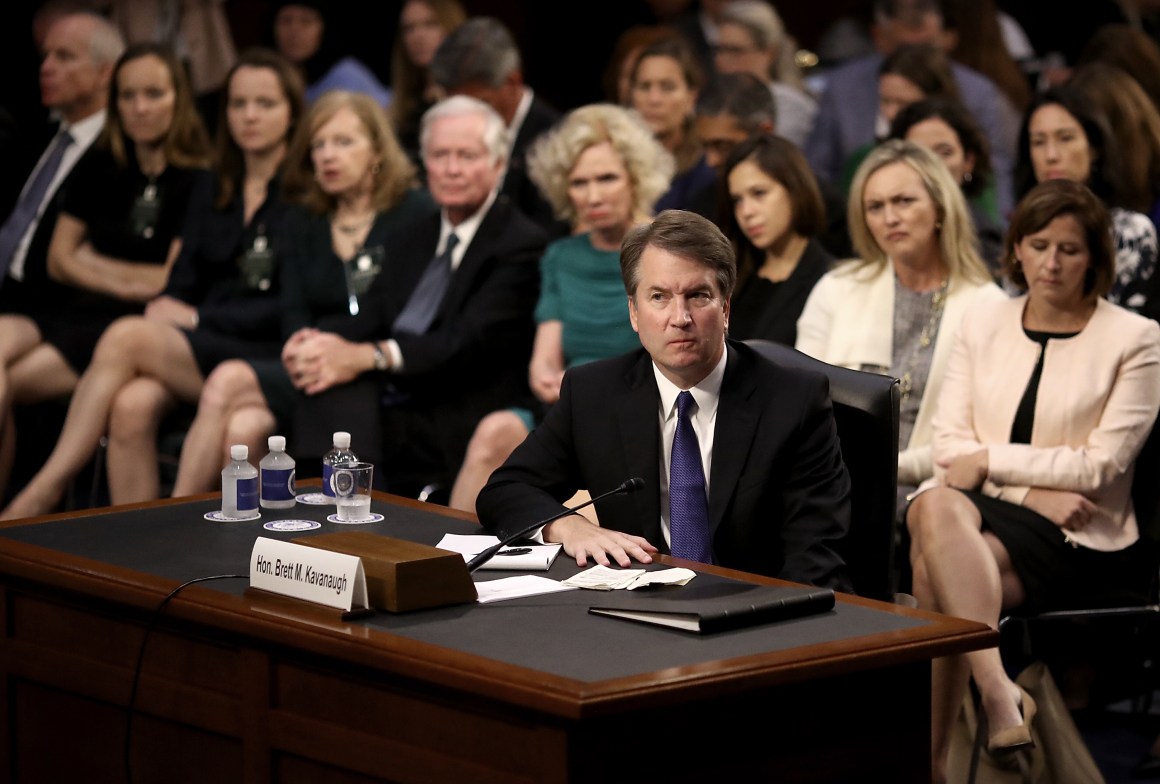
[222, 444, 259, 518]
[260, 435, 296, 509]
[321, 431, 357, 500]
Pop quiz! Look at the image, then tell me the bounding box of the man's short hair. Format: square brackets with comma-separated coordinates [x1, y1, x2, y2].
[620, 210, 737, 300]
[695, 71, 777, 132]
[428, 17, 520, 90]
[419, 94, 510, 166]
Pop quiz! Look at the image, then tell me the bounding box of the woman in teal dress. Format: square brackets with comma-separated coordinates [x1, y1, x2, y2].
[447, 103, 674, 512]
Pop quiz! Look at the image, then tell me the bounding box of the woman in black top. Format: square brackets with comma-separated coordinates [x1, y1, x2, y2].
[168, 90, 435, 499]
[721, 133, 832, 346]
[0, 42, 210, 509]
[2, 49, 303, 517]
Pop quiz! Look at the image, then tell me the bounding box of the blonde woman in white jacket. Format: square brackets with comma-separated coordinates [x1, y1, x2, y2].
[796, 139, 1005, 509]
[908, 180, 1160, 782]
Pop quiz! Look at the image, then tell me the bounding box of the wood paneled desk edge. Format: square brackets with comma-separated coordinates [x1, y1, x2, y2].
[0, 490, 995, 783]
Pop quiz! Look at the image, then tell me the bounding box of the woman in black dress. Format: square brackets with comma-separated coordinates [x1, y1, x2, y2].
[168, 89, 434, 498]
[2, 48, 303, 516]
[0, 42, 210, 509]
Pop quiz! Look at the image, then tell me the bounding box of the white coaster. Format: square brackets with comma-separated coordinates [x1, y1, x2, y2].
[205, 510, 261, 522]
[263, 519, 322, 531]
[326, 512, 384, 525]
[295, 492, 333, 505]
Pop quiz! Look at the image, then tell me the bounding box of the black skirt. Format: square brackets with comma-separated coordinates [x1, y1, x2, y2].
[963, 490, 1155, 614]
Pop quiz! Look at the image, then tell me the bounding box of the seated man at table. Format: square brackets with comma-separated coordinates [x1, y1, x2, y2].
[476, 210, 852, 590]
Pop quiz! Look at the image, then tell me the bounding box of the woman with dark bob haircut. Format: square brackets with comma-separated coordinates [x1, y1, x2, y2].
[907, 179, 1160, 782]
[720, 132, 831, 346]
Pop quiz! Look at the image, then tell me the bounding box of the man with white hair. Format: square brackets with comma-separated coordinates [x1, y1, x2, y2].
[287, 95, 548, 499]
[0, 10, 125, 301]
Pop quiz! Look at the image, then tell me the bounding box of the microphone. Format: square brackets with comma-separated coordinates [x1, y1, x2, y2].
[467, 477, 645, 573]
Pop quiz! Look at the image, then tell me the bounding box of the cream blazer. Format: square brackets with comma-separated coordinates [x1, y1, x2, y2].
[930, 296, 1160, 551]
[795, 260, 1007, 485]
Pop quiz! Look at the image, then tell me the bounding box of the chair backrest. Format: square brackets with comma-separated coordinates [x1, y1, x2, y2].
[745, 340, 901, 600]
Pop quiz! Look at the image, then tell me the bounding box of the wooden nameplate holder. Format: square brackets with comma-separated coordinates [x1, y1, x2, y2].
[295, 531, 478, 612]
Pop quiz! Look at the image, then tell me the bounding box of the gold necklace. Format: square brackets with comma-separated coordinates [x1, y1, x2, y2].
[898, 278, 949, 402]
[332, 214, 375, 236]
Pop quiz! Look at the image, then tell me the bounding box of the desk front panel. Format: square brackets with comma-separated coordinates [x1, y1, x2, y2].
[0, 493, 993, 782]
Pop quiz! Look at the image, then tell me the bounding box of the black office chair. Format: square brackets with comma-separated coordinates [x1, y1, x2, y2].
[745, 340, 902, 601]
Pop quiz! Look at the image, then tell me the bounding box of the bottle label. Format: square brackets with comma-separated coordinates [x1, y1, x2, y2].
[237, 476, 259, 512]
[261, 468, 296, 501]
[322, 464, 336, 497]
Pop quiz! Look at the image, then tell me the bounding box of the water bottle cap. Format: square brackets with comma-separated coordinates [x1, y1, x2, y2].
[333, 431, 351, 449]
[268, 435, 286, 451]
[230, 444, 248, 461]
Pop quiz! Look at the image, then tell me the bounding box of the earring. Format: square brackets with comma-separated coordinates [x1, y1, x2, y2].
[962, 171, 973, 184]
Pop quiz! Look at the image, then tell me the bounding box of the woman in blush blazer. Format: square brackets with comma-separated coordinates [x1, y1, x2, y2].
[907, 180, 1160, 783]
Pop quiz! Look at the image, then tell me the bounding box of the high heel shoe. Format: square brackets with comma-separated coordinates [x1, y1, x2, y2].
[987, 685, 1037, 755]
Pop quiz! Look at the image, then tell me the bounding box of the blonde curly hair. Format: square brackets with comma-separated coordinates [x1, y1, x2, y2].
[527, 103, 675, 227]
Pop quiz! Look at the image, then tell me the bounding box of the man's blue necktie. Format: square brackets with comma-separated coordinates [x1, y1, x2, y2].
[670, 390, 712, 562]
[0, 128, 74, 284]
[392, 232, 458, 336]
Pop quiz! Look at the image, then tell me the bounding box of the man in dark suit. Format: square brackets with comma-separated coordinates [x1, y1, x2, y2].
[476, 210, 851, 590]
[0, 10, 123, 304]
[286, 95, 547, 498]
[428, 17, 567, 239]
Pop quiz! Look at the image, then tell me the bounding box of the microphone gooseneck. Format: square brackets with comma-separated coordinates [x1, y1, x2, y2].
[466, 477, 644, 573]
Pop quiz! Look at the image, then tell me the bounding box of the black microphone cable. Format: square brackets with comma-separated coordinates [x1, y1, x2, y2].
[124, 573, 248, 784]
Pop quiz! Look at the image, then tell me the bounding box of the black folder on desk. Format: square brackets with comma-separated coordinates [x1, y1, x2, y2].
[588, 581, 835, 634]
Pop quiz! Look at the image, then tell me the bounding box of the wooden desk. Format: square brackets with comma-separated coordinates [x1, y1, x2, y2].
[0, 492, 994, 783]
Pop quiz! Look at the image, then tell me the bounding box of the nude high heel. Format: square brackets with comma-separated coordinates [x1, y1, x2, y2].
[987, 686, 1037, 755]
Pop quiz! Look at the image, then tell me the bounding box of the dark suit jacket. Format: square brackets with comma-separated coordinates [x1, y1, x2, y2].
[476, 340, 853, 590]
[502, 93, 567, 239]
[292, 195, 547, 488]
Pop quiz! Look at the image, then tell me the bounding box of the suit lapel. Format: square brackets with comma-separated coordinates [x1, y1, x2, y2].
[436, 198, 507, 321]
[615, 352, 663, 545]
[709, 344, 759, 534]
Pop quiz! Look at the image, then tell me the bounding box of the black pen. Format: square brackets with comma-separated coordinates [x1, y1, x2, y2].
[495, 547, 532, 556]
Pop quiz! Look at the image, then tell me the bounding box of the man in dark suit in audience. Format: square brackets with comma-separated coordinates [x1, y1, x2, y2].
[287, 95, 547, 499]
[476, 210, 852, 590]
[0, 10, 124, 305]
[428, 16, 567, 239]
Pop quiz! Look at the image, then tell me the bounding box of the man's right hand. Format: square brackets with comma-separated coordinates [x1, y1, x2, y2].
[544, 514, 658, 568]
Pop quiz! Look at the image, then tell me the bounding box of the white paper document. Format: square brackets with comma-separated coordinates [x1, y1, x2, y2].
[437, 533, 562, 570]
[561, 564, 698, 591]
[474, 575, 577, 603]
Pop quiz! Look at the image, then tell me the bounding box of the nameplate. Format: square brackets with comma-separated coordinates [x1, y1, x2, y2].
[250, 537, 369, 612]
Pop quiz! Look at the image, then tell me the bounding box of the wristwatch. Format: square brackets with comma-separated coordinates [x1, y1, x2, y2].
[372, 342, 389, 372]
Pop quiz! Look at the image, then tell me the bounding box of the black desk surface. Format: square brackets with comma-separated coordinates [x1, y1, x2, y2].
[0, 492, 934, 685]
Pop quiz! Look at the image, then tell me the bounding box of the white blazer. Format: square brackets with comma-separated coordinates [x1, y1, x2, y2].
[795, 259, 1008, 485]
